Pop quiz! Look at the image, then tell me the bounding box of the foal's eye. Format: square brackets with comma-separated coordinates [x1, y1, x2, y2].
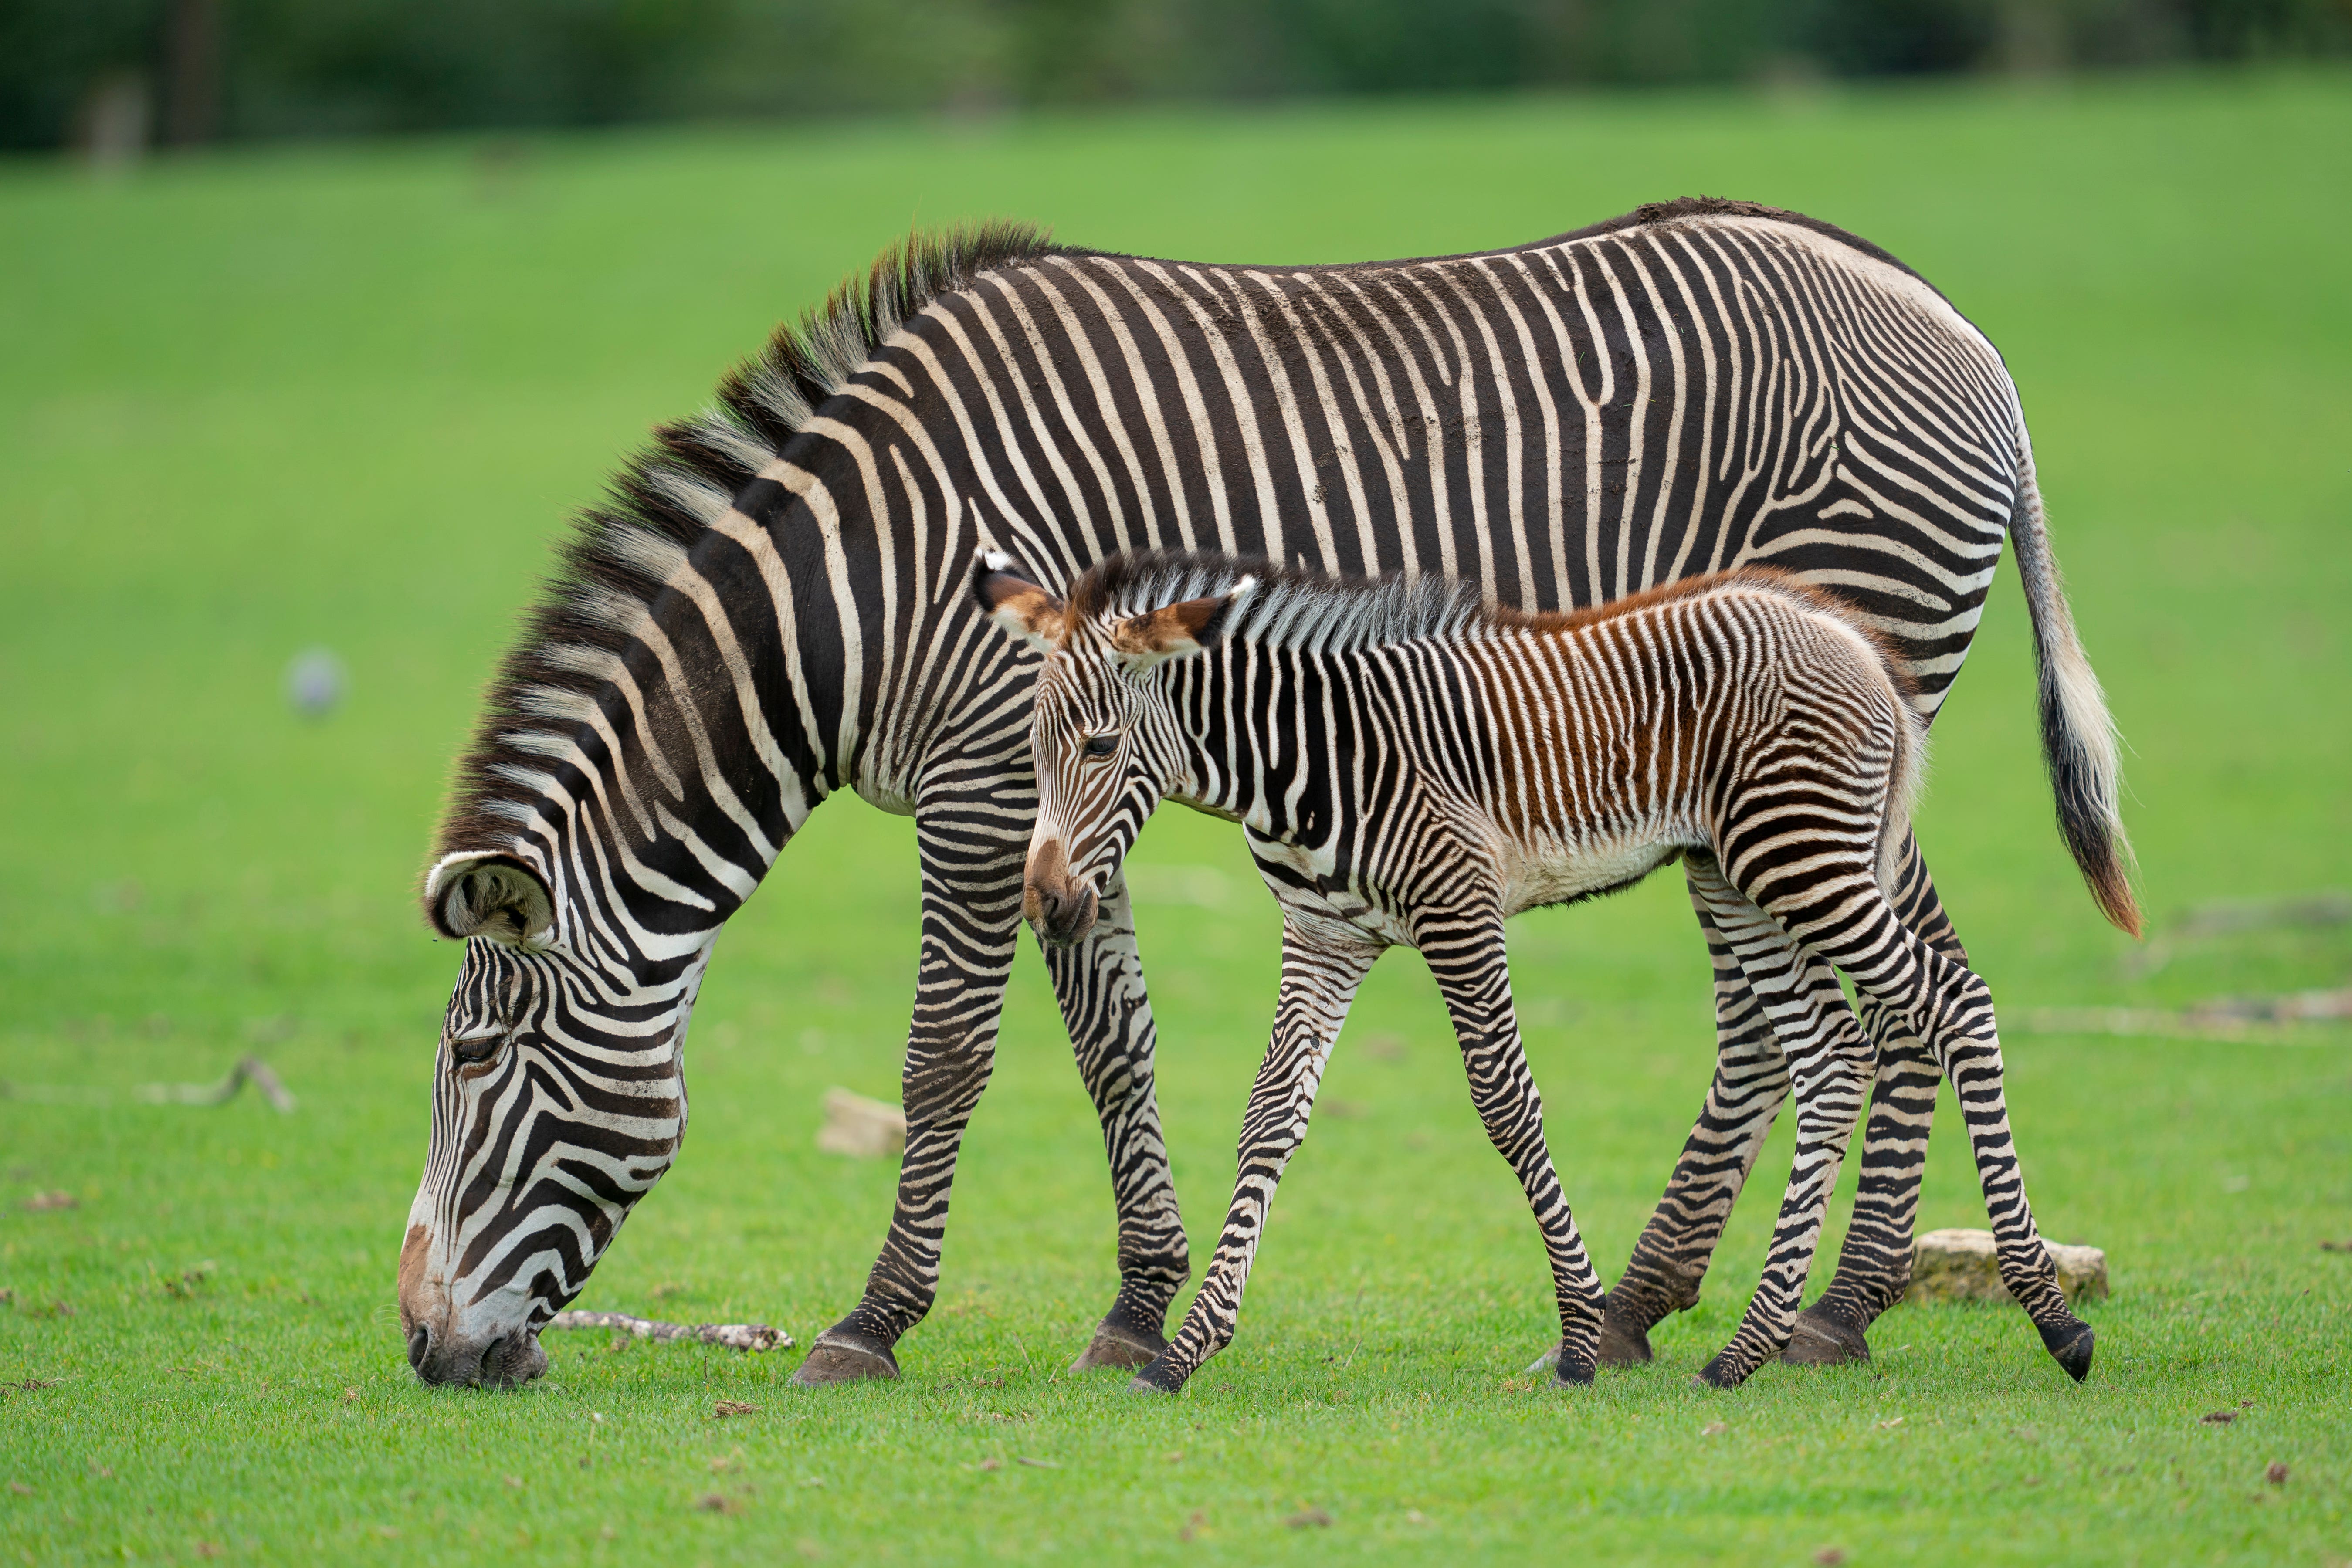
[449, 1033, 504, 1067]
[1081, 733, 1118, 759]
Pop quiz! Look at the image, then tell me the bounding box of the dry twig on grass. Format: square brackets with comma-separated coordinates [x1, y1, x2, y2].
[2126, 891, 2351, 978]
[545, 1311, 791, 1352]
[137, 1056, 298, 1113]
[2016, 987, 2352, 1042]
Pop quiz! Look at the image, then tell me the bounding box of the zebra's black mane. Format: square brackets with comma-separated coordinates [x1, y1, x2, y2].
[432, 221, 1061, 874]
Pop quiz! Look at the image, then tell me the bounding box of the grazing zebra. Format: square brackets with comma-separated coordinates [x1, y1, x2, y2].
[396, 201, 2135, 1388]
[982, 549, 2095, 1390]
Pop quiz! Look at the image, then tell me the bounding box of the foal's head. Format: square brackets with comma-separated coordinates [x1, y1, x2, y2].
[973, 551, 1255, 946]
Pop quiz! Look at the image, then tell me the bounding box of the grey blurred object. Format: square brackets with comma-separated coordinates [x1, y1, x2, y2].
[285, 647, 346, 720]
[1905, 1229, 2108, 1306]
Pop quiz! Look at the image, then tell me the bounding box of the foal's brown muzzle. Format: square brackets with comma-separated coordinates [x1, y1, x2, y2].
[1023, 837, 1100, 946]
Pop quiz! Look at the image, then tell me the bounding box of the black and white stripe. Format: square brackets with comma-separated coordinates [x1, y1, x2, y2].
[399, 202, 2132, 1386]
[993, 552, 2093, 1391]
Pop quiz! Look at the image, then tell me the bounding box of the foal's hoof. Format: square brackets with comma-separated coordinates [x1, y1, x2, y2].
[1597, 1296, 1655, 1367]
[1552, 1352, 1596, 1388]
[790, 1327, 900, 1387]
[1784, 1304, 1871, 1366]
[1694, 1354, 1749, 1390]
[1072, 1317, 1167, 1373]
[1126, 1358, 1185, 1396]
[2039, 1318, 2095, 1383]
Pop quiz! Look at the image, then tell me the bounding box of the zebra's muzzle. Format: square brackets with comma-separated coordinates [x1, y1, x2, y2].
[407, 1320, 549, 1389]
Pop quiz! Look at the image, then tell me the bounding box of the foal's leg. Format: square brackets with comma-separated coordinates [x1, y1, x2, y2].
[1790, 831, 1959, 1363]
[1772, 881, 2094, 1381]
[1604, 868, 1809, 1362]
[1420, 905, 1609, 1385]
[1041, 869, 1191, 1371]
[1870, 929, 2093, 1379]
[1683, 857, 1876, 1389]
[1132, 919, 1382, 1394]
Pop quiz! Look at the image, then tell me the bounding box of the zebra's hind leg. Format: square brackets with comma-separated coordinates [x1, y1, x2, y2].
[1421, 906, 1608, 1386]
[1041, 868, 1191, 1371]
[1790, 832, 1960, 1365]
[1602, 868, 1796, 1366]
[1683, 858, 1874, 1389]
[1131, 920, 1380, 1395]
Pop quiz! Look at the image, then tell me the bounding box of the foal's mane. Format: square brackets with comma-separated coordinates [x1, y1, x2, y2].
[1069, 550, 1849, 657]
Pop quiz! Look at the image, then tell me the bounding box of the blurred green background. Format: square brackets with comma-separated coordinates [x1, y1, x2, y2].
[7, 0, 2351, 152]
[2, 25, 2349, 1568]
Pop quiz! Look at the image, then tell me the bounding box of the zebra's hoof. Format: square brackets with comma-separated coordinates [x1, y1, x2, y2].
[1784, 1305, 1870, 1365]
[2039, 1318, 2095, 1383]
[1597, 1296, 1655, 1366]
[1552, 1353, 1596, 1388]
[790, 1327, 900, 1387]
[1071, 1318, 1166, 1372]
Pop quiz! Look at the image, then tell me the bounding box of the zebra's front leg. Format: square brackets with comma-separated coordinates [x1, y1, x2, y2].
[1789, 832, 1959, 1365]
[1423, 907, 1608, 1386]
[793, 810, 1026, 1387]
[1041, 868, 1191, 1371]
[1602, 868, 1794, 1364]
[1130, 920, 1380, 1395]
[1685, 859, 1874, 1389]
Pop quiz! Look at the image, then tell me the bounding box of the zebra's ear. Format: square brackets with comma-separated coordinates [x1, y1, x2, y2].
[972, 550, 1065, 650]
[425, 853, 555, 945]
[1110, 576, 1256, 668]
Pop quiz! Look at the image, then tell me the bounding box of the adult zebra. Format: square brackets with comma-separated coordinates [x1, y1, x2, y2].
[397, 199, 2134, 1388]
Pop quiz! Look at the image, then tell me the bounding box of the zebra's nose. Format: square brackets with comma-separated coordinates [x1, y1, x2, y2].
[407, 1323, 432, 1372]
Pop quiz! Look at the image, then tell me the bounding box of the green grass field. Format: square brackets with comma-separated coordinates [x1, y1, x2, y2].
[4, 68, 2350, 1565]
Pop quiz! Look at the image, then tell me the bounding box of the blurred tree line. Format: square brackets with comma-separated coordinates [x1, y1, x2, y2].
[5, 0, 2347, 154]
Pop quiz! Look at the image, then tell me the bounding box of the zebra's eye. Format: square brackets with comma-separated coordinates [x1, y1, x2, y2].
[449, 1033, 504, 1067]
[1081, 733, 1118, 759]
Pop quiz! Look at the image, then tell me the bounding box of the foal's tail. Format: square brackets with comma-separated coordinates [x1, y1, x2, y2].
[2009, 433, 2142, 938]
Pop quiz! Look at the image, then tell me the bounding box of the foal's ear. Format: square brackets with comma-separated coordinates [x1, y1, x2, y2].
[971, 551, 1066, 651]
[424, 853, 555, 945]
[1110, 576, 1256, 668]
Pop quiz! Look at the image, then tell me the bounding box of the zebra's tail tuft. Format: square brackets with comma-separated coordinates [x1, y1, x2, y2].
[2009, 438, 2141, 938]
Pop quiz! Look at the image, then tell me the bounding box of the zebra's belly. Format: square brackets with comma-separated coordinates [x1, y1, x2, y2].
[1497, 833, 1690, 918]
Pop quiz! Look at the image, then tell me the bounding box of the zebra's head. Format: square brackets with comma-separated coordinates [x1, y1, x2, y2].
[400, 852, 702, 1388]
[974, 551, 1254, 947]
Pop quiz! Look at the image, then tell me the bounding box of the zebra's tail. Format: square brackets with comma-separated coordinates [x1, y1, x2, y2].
[2009, 436, 2142, 938]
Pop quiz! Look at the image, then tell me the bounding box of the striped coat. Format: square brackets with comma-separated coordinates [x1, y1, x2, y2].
[396, 200, 2131, 1387]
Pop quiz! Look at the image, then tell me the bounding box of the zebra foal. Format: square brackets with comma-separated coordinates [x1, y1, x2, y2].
[980, 548, 2094, 1391]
